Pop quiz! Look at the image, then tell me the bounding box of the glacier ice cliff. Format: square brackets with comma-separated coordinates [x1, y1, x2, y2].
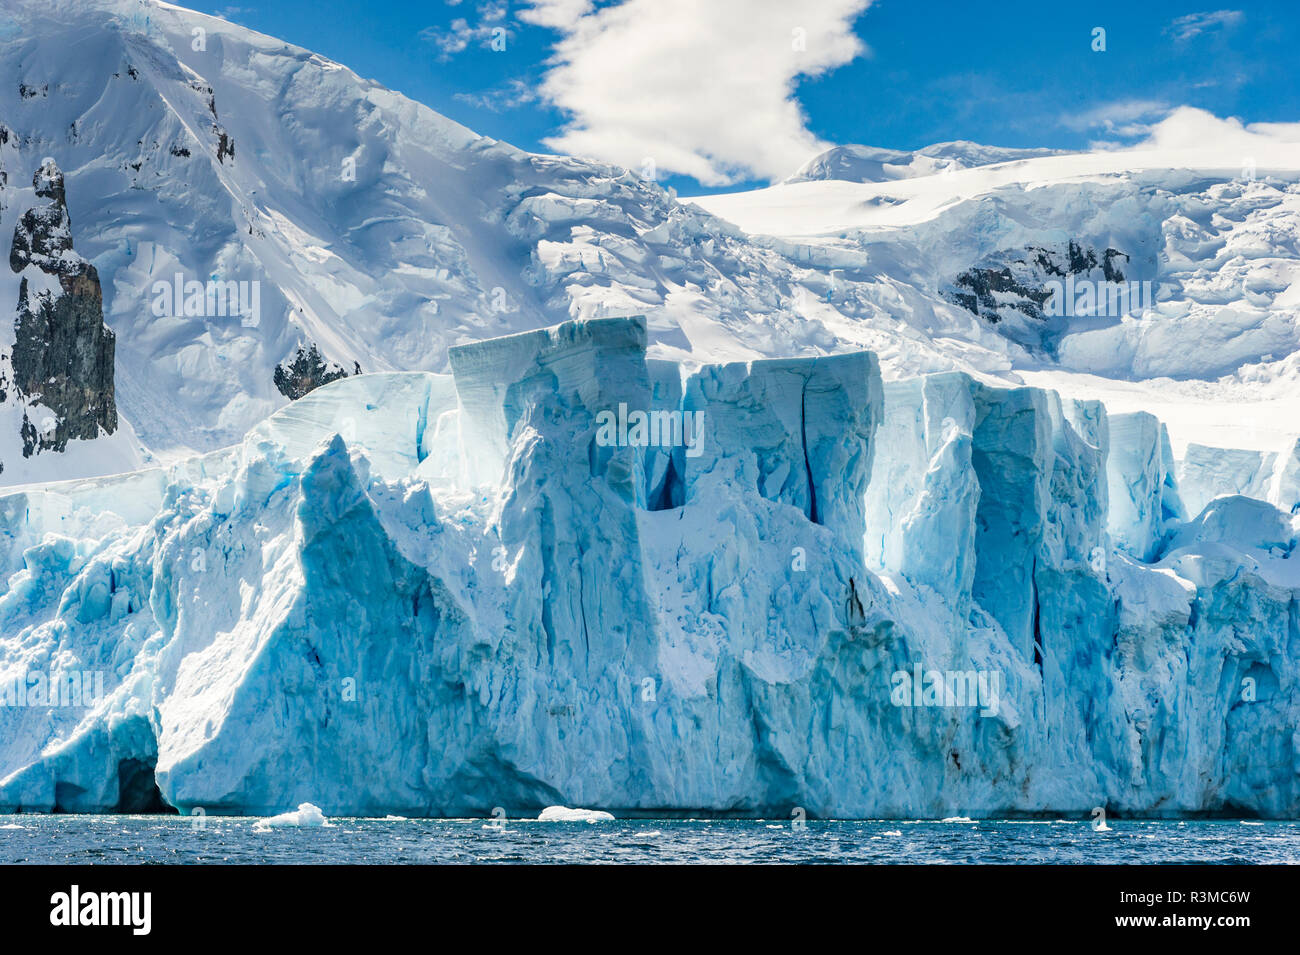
[0, 316, 1296, 817]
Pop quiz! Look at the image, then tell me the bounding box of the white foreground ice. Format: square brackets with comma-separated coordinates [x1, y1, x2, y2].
[253, 803, 329, 829]
[538, 807, 616, 823]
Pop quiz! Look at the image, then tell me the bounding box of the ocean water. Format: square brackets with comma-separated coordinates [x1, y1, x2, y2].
[2, 816, 1298, 864]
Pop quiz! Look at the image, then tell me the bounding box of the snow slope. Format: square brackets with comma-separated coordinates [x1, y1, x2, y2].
[785, 141, 1066, 184]
[2, 2, 1296, 487]
[0, 0, 946, 473]
[697, 125, 1300, 465]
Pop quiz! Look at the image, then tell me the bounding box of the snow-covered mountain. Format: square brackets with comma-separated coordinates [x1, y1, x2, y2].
[0, 0, 1298, 817]
[2, 0, 1298, 484]
[785, 141, 1066, 184]
[0, 0, 828, 477]
[697, 135, 1300, 457]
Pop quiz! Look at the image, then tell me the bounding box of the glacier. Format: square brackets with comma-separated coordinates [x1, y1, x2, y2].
[0, 0, 1297, 821]
[0, 315, 1295, 818]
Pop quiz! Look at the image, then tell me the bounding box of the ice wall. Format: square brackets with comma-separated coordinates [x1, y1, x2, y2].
[0, 316, 1296, 818]
[1179, 439, 1300, 519]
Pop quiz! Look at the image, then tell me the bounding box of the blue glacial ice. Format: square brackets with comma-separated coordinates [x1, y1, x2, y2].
[0, 316, 1296, 817]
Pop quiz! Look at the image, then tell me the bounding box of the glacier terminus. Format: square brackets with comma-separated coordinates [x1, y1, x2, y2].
[0, 315, 1295, 819]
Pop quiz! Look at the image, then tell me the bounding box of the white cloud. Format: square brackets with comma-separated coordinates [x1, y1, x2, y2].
[1060, 99, 1172, 140]
[1166, 10, 1244, 42]
[421, 1, 511, 60]
[520, 0, 874, 185]
[517, 0, 594, 30]
[455, 80, 537, 112]
[1134, 106, 1300, 152]
[1061, 102, 1300, 155]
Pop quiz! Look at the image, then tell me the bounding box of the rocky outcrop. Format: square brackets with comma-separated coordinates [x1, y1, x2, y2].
[946, 241, 1130, 326]
[0, 125, 9, 203]
[8, 159, 118, 457]
[273, 343, 357, 400]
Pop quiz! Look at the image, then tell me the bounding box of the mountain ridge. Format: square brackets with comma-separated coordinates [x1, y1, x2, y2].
[0, 0, 1298, 484]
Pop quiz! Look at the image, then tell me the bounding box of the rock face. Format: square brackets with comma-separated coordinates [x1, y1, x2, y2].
[273, 344, 355, 401]
[7, 159, 117, 459]
[946, 242, 1130, 325]
[0, 316, 1295, 819]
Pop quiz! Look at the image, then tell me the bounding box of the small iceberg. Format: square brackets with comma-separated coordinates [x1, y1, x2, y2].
[537, 806, 615, 823]
[940, 816, 974, 823]
[254, 802, 330, 830]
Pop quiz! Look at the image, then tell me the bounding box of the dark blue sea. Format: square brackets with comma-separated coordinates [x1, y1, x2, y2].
[2, 816, 1297, 864]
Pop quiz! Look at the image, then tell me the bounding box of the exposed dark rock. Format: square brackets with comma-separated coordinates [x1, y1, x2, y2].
[946, 240, 1130, 325]
[216, 127, 235, 164]
[191, 80, 217, 119]
[8, 159, 118, 457]
[9, 161, 72, 272]
[274, 343, 356, 400]
[950, 265, 1053, 324]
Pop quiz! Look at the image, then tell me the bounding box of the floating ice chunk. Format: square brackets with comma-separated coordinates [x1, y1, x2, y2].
[254, 803, 330, 829]
[537, 806, 615, 823]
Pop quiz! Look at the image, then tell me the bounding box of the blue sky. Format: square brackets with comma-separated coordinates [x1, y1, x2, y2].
[186, 1, 1298, 194]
